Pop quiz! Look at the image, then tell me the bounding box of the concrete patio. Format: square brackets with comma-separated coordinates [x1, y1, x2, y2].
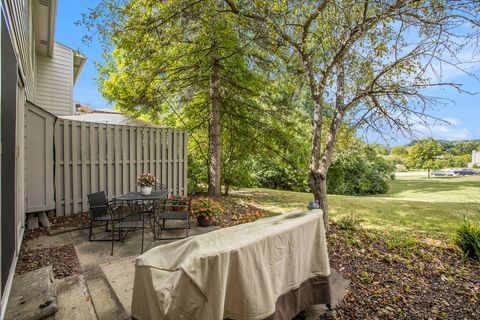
[72, 222, 219, 319]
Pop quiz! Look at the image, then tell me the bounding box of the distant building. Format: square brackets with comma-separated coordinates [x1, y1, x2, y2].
[59, 103, 160, 127]
[468, 150, 480, 168]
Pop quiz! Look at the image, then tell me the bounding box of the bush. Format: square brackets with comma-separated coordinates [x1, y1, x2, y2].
[337, 214, 362, 231]
[455, 222, 480, 260]
[396, 164, 408, 172]
[190, 198, 224, 219]
[327, 145, 395, 195]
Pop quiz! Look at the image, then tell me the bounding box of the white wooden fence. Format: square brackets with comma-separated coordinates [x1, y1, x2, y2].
[54, 119, 188, 216]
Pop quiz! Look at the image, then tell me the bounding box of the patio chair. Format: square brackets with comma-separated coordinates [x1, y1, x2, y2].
[109, 208, 148, 255]
[152, 194, 193, 240]
[87, 191, 123, 241]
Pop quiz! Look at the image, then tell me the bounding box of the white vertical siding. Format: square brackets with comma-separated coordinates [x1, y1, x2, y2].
[36, 42, 73, 116]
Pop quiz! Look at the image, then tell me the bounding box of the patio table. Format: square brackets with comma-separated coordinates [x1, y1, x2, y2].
[114, 190, 168, 202]
[113, 191, 168, 253]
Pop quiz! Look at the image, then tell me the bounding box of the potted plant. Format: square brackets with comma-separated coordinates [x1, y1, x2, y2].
[168, 195, 191, 211]
[137, 173, 156, 195]
[190, 197, 223, 227]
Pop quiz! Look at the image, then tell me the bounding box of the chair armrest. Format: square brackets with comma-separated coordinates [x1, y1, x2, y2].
[89, 204, 108, 209]
[107, 200, 123, 211]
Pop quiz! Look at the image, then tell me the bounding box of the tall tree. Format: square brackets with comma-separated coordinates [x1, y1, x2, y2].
[82, 0, 279, 196]
[406, 139, 442, 178]
[226, 0, 480, 229]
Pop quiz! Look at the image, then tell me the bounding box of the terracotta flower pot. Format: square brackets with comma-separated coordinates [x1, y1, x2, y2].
[196, 215, 212, 227]
[172, 206, 186, 212]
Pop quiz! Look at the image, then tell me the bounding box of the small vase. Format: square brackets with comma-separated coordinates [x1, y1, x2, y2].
[197, 215, 212, 227]
[141, 186, 152, 195]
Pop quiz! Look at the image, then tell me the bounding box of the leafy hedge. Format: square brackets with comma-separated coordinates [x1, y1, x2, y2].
[327, 146, 395, 195]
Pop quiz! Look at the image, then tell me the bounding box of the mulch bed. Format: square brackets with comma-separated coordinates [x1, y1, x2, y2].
[318, 224, 480, 319]
[213, 196, 278, 227]
[15, 244, 81, 279]
[50, 213, 90, 230]
[24, 228, 50, 240]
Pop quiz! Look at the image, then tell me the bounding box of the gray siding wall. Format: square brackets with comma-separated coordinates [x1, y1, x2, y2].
[3, 0, 36, 102]
[54, 120, 188, 216]
[36, 42, 73, 116]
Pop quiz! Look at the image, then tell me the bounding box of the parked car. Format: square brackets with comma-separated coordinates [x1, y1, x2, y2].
[432, 170, 454, 176]
[453, 168, 480, 176]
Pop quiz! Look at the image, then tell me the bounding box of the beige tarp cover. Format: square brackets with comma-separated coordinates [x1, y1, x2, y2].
[131, 209, 330, 320]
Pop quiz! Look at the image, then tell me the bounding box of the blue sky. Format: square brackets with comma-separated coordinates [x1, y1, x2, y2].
[56, 0, 480, 146]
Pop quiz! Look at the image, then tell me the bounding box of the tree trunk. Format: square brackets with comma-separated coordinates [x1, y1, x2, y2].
[308, 169, 329, 230]
[307, 62, 345, 232]
[427, 168, 430, 178]
[208, 39, 222, 196]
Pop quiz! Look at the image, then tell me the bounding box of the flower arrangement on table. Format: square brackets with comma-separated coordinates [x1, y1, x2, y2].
[137, 173, 156, 195]
[190, 197, 224, 227]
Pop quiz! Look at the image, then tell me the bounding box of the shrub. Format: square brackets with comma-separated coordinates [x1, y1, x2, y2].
[327, 145, 395, 195]
[395, 164, 408, 172]
[337, 215, 362, 231]
[455, 222, 480, 260]
[190, 197, 224, 220]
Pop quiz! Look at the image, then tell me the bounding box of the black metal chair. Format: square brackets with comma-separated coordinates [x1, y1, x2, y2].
[87, 191, 123, 241]
[152, 194, 192, 240]
[109, 205, 147, 255]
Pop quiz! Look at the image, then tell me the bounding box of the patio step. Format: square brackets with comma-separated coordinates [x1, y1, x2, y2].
[5, 266, 58, 320]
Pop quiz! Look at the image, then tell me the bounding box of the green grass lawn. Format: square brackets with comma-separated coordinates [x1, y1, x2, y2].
[231, 176, 480, 237]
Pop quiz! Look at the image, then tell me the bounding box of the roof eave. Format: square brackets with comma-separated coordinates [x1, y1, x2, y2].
[73, 53, 87, 85]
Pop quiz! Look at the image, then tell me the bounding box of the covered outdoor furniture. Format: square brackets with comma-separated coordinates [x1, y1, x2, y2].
[151, 195, 192, 240]
[131, 209, 331, 320]
[87, 191, 123, 241]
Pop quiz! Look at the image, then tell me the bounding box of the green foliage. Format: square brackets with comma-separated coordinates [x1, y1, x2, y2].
[386, 233, 417, 257]
[452, 154, 471, 168]
[84, 0, 302, 194]
[405, 139, 442, 171]
[455, 222, 480, 260]
[190, 197, 224, 218]
[436, 153, 454, 169]
[391, 146, 407, 156]
[337, 214, 362, 231]
[383, 154, 404, 167]
[327, 143, 395, 195]
[437, 140, 480, 156]
[360, 271, 373, 283]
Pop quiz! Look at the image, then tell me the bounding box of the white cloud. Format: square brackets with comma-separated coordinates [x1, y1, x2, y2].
[442, 117, 461, 126]
[423, 48, 480, 82]
[412, 120, 470, 140]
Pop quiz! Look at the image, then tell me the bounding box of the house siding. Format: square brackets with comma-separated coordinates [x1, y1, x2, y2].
[36, 42, 73, 116]
[3, 0, 35, 102]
